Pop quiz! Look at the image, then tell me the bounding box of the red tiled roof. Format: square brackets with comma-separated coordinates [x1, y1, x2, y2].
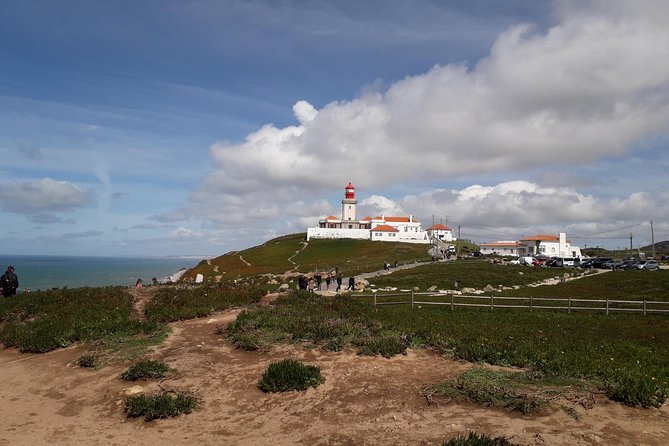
[325, 215, 339, 221]
[373, 216, 419, 223]
[372, 224, 399, 232]
[520, 234, 559, 242]
[426, 224, 451, 231]
[360, 216, 372, 221]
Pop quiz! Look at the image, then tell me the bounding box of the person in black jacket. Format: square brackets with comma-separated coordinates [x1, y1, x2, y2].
[1, 266, 19, 297]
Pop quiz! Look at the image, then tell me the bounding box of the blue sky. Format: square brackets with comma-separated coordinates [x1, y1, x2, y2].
[1, 0, 668, 257]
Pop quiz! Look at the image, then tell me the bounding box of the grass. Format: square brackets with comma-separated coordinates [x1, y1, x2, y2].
[183, 233, 432, 282]
[423, 367, 590, 414]
[76, 354, 98, 368]
[0, 287, 160, 353]
[226, 290, 669, 407]
[442, 432, 522, 446]
[504, 269, 669, 302]
[124, 391, 197, 421]
[369, 261, 564, 291]
[145, 284, 265, 323]
[121, 359, 171, 381]
[258, 359, 325, 392]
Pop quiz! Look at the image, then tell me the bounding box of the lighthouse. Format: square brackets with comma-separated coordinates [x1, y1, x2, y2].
[341, 182, 357, 221]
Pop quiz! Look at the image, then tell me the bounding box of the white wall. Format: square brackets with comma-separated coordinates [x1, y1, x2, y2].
[307, 228, 370, 241]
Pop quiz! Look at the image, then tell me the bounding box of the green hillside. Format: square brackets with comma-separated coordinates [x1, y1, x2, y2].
[182, 233, 433, 282]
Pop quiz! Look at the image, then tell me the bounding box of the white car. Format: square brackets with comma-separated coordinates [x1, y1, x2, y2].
[638, 260, 660, 271]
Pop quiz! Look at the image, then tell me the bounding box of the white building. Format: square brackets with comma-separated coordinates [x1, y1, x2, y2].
[306, 183, 430, 244]
[481, 233, 582, 258]
[425, 223, 455, 242]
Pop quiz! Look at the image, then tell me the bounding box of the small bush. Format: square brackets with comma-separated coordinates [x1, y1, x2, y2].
[76, 354, 97, 368]
[258, 359, 324, 392]
[124, 391, 197, 421]
[442, 431, 521, 446]
[357, 335, 407, 358]
[605, 374, 668, 408]
[121, 360, 171, 381]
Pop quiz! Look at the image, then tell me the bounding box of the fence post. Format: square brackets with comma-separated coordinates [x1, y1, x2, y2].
[643, 300, 647, 316]
[374, 292, 377, 307]
[606, 299, 609, 315]
[490, 295, 494, 310]
[411, 290, 414, 308]
[451, 293, 454, 311]
[529, 296, 533, 312]
[568, 297, 571, 314]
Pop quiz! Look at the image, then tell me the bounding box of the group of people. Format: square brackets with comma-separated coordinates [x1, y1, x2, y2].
[0, 266, 19, 297]
[297, 272, 355, 292]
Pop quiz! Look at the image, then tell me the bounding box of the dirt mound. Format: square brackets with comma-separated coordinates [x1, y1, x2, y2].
[0, 310, 667, 445]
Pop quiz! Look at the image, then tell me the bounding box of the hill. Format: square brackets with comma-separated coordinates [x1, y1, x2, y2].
[182, 233, 446, 282]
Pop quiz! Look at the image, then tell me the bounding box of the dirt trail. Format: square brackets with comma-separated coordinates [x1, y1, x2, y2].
[0, 307, 666, 446]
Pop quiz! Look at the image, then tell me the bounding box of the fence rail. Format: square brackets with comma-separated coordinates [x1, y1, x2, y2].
[358, 292, 669, 315]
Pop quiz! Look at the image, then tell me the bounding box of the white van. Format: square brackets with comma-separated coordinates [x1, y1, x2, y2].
[518, 256, 535, 266]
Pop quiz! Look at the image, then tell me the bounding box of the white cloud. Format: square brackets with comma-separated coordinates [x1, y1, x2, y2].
[0, 178, 93, 214]
[171, 1, 669, 247]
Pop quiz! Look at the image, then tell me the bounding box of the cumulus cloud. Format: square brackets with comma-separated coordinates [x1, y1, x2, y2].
[172, 1, 669, 246]
[0, 178, 93, 214]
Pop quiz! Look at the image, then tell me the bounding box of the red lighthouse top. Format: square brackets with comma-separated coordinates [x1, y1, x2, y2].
[344, 182, 355, 199]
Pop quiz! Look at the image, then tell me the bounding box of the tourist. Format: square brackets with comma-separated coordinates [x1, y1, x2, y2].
[0, 266, 19, 297]
[336, 275, 342, 291]
[152, 277, 158, 286]
[308, 276, 314, 293]
[347, 276, 355, 290]
[325, 275, 331, 290]
[135, 278, 143, 288]
[315, 273, 322, 290]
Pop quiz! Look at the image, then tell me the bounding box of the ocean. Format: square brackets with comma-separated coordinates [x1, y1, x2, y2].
[0, 255, 201, 293]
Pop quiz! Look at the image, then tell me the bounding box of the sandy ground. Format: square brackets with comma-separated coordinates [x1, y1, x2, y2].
[1, 307, 668, 446]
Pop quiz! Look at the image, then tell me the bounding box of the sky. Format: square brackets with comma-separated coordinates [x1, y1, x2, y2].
[1, 0, 668, 257]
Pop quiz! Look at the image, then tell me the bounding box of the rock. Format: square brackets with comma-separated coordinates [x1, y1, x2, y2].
[518, 271, 524, 275]
[412, 287, 420, 291]
[427, 285, 437, 292]
[267, 279, 278, 285]
[483, 284, 495, 292]
[123, 385, 144, 396]
[278, 284, 289, 292]
[461, 287, 476, 294]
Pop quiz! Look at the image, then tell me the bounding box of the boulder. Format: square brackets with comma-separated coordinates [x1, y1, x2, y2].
[427, 285, 437, 292]
[278, 283, 289, 292]
[483, 284, 495, 292]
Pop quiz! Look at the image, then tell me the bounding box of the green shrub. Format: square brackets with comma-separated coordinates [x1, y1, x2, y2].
[76, 354, 97, 368]
[442, 431, 521, 446]
[357, 335, 407, 358]
[605, 374, 668, 408]
[121, 360, 171, 381]
[124, 391, 197, 421]
[258, 359, 324, 392]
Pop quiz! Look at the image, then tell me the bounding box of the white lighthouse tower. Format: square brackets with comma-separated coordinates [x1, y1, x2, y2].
[341, 182, 357, 221]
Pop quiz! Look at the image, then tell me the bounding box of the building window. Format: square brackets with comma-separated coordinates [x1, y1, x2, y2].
[348, 224, 352, 229]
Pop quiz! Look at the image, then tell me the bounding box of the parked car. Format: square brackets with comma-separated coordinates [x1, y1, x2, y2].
[469, 251, 484, 258]
[637, 260, 660, 271]
[532, 256, 550, 266]
[518, 256, 535, 266]
[585, 257, 613, 269]
[602, 260, 624, 270]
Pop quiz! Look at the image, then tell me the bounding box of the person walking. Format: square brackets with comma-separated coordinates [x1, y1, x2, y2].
[315, 273, 322, 291]
[347, 276, 355, 291]
[1, 266, 19, 297]
[335, 275, 342, 292]
[325, 275, 331, 290]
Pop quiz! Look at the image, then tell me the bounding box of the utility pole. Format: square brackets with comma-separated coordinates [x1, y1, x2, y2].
[458, 225, 461, 240]
[629, 233, 633, 253]
[650, 220, 656, 258]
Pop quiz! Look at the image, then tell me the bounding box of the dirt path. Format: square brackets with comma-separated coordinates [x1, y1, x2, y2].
[0, 308, 666, 446]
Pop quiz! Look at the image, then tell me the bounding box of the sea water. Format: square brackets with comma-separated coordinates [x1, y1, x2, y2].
[0, 255, 201, 292]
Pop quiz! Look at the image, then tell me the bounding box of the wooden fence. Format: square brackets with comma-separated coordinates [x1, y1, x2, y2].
[358, 292, 669, 315]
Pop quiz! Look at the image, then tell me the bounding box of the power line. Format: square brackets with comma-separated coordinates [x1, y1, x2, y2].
[569, 221, 648, 238]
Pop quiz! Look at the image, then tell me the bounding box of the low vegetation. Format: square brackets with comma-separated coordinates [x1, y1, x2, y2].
[442, 432, 522, 446]
[124, 390, 197, 421]
[258, 358, 325, 392]
[226, 290, 669, 407]
[145, 284, 265, 323]
[0, 287, 159, 353]
[76, 354, 98, 368]
[423, 367, 592, 414]
[121, 359, 171, 381]
[183, 233, 432, 282]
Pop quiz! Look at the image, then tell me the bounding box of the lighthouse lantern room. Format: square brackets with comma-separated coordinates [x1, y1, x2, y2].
[342, 182, 357, 221]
